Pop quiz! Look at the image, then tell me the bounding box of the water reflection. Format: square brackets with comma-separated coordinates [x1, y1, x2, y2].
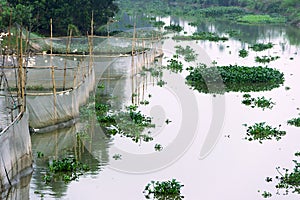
[30, 111, 111, 199]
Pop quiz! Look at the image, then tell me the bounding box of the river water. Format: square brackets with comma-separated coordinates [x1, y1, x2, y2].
[27, 16, 300, 200]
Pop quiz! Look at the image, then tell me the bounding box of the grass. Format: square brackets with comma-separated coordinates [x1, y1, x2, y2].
[243, 122, 286, 143]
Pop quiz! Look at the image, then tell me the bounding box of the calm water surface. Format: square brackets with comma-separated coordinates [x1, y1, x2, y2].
[28, 18, 300, 200]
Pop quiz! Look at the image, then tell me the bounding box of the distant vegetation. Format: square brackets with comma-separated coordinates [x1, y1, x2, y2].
[0, 0, 119, 35]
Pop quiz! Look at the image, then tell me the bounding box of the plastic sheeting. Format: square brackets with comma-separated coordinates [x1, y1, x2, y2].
[0, 112, 33, 196]
[26, 65, 95, 129]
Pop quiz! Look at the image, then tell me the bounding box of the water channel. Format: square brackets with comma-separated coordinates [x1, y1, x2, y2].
[26, 14, 300, 200]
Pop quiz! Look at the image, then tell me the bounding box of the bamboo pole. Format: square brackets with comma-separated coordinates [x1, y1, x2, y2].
[50, 18, 57, 123]
[131, 23, 136, 104]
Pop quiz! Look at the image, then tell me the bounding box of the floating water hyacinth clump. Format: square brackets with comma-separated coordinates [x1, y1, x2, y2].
[249, 42, 273, 51]
[242, 94, 275, 110]
[166, 55, 183, 73]
[263, 152, 300, 197]
[287, 117, 300, 127]
[173, 31, 228, 42]
[164, 24, 183, 32]
[175, 45, 198, 62]
[239, 49, 249, 58]
[96, 104, 155, 143]
[43, 157, 89, 184]
[244, 122, 286, 143]
[255, 55, 280, 64]
[185, 64, 284, 93]
[143, 179, 184, 200]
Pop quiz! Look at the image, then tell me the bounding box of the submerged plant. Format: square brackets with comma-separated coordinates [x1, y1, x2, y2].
[244, 122, 286, 143]
[143, 179, 184, 199]
[242, 94, 275, 110]
[287, 117, 300, 127]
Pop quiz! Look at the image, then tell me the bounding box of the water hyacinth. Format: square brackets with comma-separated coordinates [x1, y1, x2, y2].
[185, 64, 284, 93]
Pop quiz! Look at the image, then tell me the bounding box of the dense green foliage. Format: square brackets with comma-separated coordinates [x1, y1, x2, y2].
[185, 64, 284, 93]
[244, 122, 286, 143]
[144, 179, 184, 199]
[0, 0, 118, 35]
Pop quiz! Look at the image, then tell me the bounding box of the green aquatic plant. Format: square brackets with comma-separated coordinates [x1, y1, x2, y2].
[287, 117, 300, 127]
[173, 31, 228, 42]
[154, 144, 163, 152]
[143, 179, 184, 199]
[37, 151, 44, 158]
[166, 55, 183, 73]
[112, 154, 122, 160]
[264, 152, 300, 196]
[261, 191, 272, 198]
[250, 42, 273, 52]
[244, 122, 286, 143]
[226, 30, 241, 37]
[239, 49, 249, 58]
[97, 104, 155, 143]
[164, 24, 183, 32]
[242, 94, 275, 110]
[255, 55, 280, 64]
[237, 14, 286, 24]
[157, 80, 167, 87]
[151, 20, 165, 28]
[185, 64, 284, 93]
[175, 45, 198, 62]
[140, 100, 150, 105]
[43, 157, 89, 184]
